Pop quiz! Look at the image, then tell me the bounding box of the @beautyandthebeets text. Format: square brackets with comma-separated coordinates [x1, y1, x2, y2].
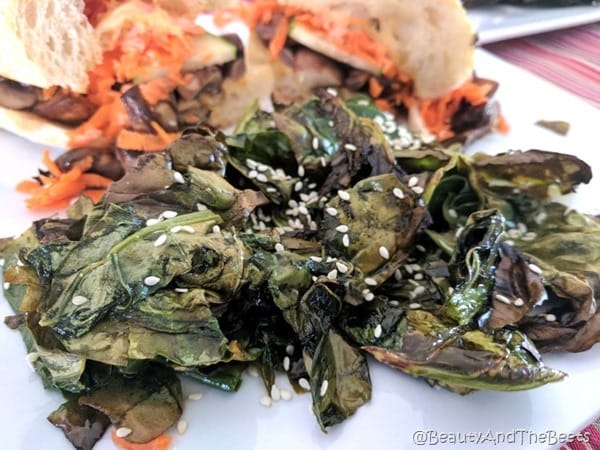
[412, 429, 591, 446]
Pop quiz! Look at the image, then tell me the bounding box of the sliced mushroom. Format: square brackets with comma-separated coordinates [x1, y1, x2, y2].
[177, 67, 224, 100]
[32, 90, 96, 124]
[292, 48, 343, 91]
[55, 148, 124, 180]
[152, 101, 179, 132]
[345, 69, 370, 91]
[0, 78, 40, 110]
[121, 85, 155, 133]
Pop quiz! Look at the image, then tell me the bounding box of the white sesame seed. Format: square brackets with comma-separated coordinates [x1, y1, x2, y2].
[280, 389, 292, 401]
[173, 171, 185, 184]
[319, 380, 329, 397]
[338, 190, 351, 201]
[326, 207, 338, 216]
[344, 143, 357, 151]
[0, 258, 4, 266]
[246, 158, 258, 169]
[415, 245, 426, 253]
[270, 384, 281, 401]
[414, 273, 424, 281]
[144, 276, 161, 287]
[16, 258, 24, 267]
[513, 298, 525, 307]
[365, 277, 377, 286]
[379, 246, 390, 260]
[286, 344, 295, 355]
[408, 176, 418, 187]
[275, 243, 285, 252]
[320, 156, 327, 167]
[257, 164, 268, 172]
[248, 170, 258, 179]
[336, 224, 349, 233]
[495, 294, 512, 305]
[408, 279, 420, 287]
[327, 269, 338, 280]
[364, 292, 375, 302]
[528, 263, 543, 275]
[413, 286, 426, 296]
[247, 365, 259, 377]
[312, 137, 319, 150]
[389, 300, 400, 307]
[326, 256, 337, 263]
[335, 262, 349, 274]
[181, 225, 195, 234]
[146, 218, 160, 227]
[522, 232, 538, 241]
[3, 282, 10, 290]
[374, 324, 383, 338]
[196, 203, 207, 211]
[394, 269, 403, 281]
[175, 288, 189, 293]
[326, 87, 338, 96]
[256, 174, 268, 183]
[161, 210, 178, 219]
[448, 209, 458, 219]
[115, 427, 132, 438]
[212, 225, 221, 234]
[310, 256, 323, 263]
[298, 205, 309, 215]
[294, 181, 304, 192]
[298, 378, 311, 391]
[71, 295, 89, 306]
[177, 419, 188, 435]
[188, 391, 204, 401]
[342, 234, 350, 247]
[408, 302, 422, 309]
[170, 226, 182, 234]
[412, 186, 424, 195]
[545, 313, 557, 322]
[153, 234, 168, 247]
[283, 356, 291, 371]
[260, 395, 272, 407]
[392, 187, 405, 199]
[357, 99, 370, 106]
[297, 165, 305, 177]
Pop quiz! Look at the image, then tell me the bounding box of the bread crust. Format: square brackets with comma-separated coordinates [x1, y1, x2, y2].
[0, 106, 71, 148]
[0, 0, 100, 93]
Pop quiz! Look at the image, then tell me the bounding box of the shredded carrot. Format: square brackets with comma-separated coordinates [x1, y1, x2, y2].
[268, 15, 290, 60]
[496, 114, 510, 134]
[368, 77, 384, 99]
[111, 430, 172, 450]
[116, 122, 180, 152]
[67, 4, 202, 150]
[16, 149, 112, 210]
[418, 79, 497, 141]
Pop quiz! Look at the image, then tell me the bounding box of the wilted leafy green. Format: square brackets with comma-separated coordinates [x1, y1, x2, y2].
[1, 94, 599, 449]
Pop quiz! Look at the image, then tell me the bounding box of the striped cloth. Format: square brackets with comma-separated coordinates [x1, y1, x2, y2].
[559, 416, 600, 450]
[485, 22, 600, 108]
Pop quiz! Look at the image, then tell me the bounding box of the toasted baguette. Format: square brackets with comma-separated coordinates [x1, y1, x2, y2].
[0, 0, 101, 93]
[280, 0, 475, 99]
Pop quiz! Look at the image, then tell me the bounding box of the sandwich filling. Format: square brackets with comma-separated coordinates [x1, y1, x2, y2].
[226, 0, 504, 142]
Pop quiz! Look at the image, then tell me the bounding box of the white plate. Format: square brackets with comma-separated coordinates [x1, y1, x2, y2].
[468, 4, 600, 44]
[1, 49, 600, 450]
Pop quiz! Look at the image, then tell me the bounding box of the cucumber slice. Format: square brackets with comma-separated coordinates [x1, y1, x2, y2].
[288, 21, 381, 75]
[182, 33, 238, 72]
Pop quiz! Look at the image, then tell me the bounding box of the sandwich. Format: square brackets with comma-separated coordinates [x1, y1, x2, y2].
[222, 0, 503, 143]
[0, 0, 245, 152]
